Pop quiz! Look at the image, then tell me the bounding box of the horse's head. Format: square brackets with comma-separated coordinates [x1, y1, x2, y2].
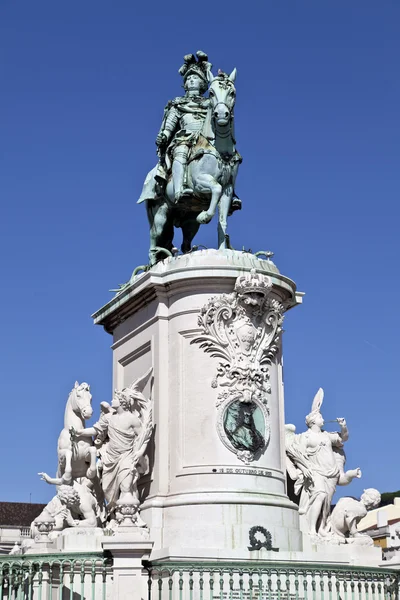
[69, 381, 93, 420]
[208, 68, 237, 126]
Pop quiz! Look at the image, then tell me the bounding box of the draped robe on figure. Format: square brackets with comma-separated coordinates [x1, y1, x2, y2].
[297, 430, 343, 532]
[94, 413, 137, 508]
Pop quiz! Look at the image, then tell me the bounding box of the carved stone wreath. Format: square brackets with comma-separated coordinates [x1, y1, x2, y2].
[191, 270, 284, 463]
[248, 526, 279, 552]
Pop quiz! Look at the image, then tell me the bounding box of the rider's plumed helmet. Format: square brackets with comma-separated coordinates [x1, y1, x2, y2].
[179, 51, 211, 93]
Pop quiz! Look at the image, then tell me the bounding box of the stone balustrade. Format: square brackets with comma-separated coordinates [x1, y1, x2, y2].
[0, 553, 112, 600]
[146, 561, 400, 600]
[1, 552, 399, 600]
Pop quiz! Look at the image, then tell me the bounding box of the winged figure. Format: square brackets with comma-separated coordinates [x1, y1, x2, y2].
[285, 388, 361, 537]
[76, 368, 154, 513]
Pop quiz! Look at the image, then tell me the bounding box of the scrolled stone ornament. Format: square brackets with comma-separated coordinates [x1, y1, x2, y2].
[192, 270, 284, 463]
[114, 503, 140, 527]
[33, 517, 55, 542]
[192, 270, 283, 385]
[218, 391, 270, 464]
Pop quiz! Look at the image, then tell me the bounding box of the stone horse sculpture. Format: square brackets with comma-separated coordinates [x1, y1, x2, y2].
[39, 381, 97, 486]
[138, 69, 241, 265]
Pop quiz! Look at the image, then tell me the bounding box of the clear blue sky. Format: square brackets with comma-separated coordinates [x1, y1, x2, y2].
[0, 1, 399, 504]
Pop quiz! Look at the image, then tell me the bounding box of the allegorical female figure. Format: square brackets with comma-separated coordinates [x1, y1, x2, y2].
[286, 389, 361, 537]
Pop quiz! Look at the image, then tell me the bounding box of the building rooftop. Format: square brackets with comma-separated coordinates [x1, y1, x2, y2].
[0, 502, 46, 527]
[358, 498, 400, 532]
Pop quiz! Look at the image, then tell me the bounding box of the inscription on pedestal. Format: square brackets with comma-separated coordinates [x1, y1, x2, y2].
[213, 593, 302, 600]
[212, 467, 272, 477]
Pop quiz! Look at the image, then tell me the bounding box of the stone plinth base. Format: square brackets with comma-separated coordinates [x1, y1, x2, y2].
[381, 554, 400, 569]
[24, 539, 56, 554]
[93, 250, 303, 553]
[55, 527, 104, 552]
[21, 527, 105, 555]
[145, 497, 302, 554]
[103, 538, 153, 600]
[150, 541, 382, 566]
[110, 526, 150, 540]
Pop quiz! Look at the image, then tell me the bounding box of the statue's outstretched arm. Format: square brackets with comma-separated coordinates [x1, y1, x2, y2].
[38, 472, 63, 486]
[338, 467, 362, 486]
[333, 445, 362, 486]
[72, 426, 97, 437]
[337, 417, 349, 442]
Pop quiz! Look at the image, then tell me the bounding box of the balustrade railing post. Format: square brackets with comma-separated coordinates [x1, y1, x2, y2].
[199, 569, 204, 600]
[209, 569, 215, 600]
[238, 570, 243, 600]
[248, 571, 253, 600]
[102, 538, 153, 600]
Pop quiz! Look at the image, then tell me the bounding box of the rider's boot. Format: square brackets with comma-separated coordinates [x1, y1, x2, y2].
[231, 189, 242, 211]
[173, 147, 193, 202]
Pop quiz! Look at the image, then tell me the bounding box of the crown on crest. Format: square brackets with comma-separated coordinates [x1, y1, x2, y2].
[179, 50, 212, 88]
[234, 269, 273, 297]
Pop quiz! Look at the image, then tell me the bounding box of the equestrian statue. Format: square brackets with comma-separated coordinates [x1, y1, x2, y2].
[138, 51, 242, 265]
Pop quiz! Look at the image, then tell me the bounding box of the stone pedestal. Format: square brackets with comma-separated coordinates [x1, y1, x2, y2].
[102, 537, 153, 600]
[56, 527, 104, 552]
[93, 250, 303, 556]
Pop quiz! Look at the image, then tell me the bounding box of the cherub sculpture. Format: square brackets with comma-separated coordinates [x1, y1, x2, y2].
[285, 388, 361, 538]
[329, 488, 381, 544]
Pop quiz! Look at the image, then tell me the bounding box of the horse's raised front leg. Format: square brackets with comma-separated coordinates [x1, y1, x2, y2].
[40, 449, 72, 485]
[196, 175, 222, 225]
[218, 185, 233, 249]
[86, 447, 97, 480]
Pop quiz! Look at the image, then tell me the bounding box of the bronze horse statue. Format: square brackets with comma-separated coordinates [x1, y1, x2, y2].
[138, 69, 241, 265]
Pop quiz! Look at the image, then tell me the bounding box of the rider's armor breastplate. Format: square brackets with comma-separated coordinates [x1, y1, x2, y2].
[180, 112, 205, 133]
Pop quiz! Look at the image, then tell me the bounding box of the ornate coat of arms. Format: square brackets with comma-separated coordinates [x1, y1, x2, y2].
[191, 270, 284, 463]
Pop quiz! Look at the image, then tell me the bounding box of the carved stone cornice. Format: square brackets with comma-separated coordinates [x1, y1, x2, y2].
[92, 250, 301, 335]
